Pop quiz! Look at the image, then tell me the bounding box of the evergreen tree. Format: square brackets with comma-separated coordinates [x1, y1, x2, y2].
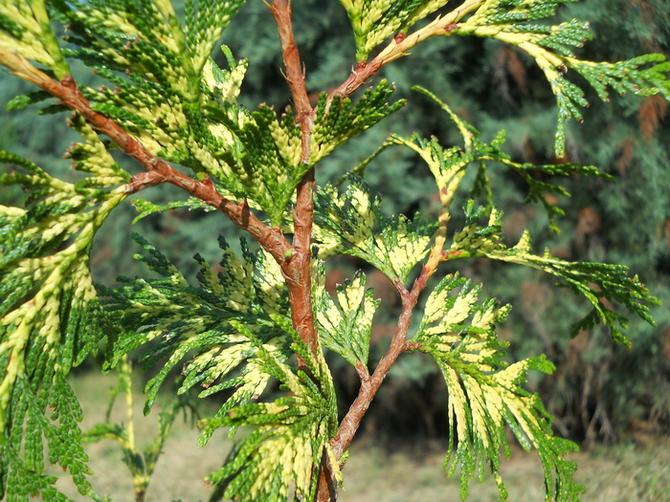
[0, 1, 668, 501]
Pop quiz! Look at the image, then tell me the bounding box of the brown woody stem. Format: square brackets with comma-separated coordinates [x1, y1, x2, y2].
[330, 198, 455, 463]
[330, 258, 439, 461]
[269, 2, 333, 499]
[323, 1, 488, 470]
[327, 0, 483, 104]
[269, 0, 319, 356]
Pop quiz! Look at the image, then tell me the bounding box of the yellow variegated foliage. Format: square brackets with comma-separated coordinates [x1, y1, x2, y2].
[107, 236, 293, 422]
[0, 194, 124, 425]
[0, 0, 66, 73]
[206, 329, 339, 502]
[449, 204, 657, 345]
[315, 180, 434, 283]
[415, 274, 581, 501]
[338, 0, 451, 59]
[1, 143, 129, 499]
[316, 272, 379, 366]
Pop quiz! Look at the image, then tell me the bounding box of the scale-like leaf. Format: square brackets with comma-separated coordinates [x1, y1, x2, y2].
[369, 86, 609, 230]
[314, 178, 435, 283]
[0, 0, 69, 76]
[0, 148, 127, 499]
[185, 0, 247, 73]
[311, 79, 405, 163]
[338, 0, 451, 60]
[456, 0, 670, 155]
[130, 197, 215, 223]
[315, 271, 379, 367]
[55, 1, 250, 190]
[205, 80, 403, 223]
[415, 274, 582, 501]
[450, 203, 659, 345]
[106, 234, 291, 418]
[206, 328, 339, 502]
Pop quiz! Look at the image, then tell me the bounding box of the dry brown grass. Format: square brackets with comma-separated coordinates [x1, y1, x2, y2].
[55, 372, 670, 502]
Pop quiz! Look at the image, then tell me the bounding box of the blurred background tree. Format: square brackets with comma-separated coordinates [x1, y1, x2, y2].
[1, 0, 668, 447]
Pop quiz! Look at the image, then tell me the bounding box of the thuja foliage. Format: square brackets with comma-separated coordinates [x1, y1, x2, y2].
[0, 1, 667, 501]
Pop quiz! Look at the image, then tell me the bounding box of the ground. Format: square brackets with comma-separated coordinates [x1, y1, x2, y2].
[54, 372, 670, 501]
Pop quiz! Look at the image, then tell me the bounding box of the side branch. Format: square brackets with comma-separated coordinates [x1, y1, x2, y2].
[2, 56, 293, 265]
[269, 0, 319, 355]
[331, 233, 451, 461]
[328, 0, 483, 102]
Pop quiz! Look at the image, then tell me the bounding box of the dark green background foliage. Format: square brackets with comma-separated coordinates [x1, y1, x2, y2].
[1, 0, 668, 445]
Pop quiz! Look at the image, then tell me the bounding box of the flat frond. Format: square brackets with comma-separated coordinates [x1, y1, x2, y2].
[311, 79, 405, 163]
[415, 273, 582, 501]
[0, 148, 126, 498]
[0, 0, 68, 75]
[315, 270, 379, 367]
[206, 329, 338, 502]
[108, 237, 339, 501]
[314, 178, 435, 283]
[450, 203, 659, 345]
[55, 2, 253, 191]
[185, 0, 247, 73]
[130, 197, 215, 223]
[384, 87, 609, 229]
[457, 1, 670, 155]
[106, 234, 291, 418]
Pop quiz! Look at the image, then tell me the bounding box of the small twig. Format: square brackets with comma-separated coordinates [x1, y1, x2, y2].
[124, 171, 165, 194]
[330, 239, 448, 461]
[326, 0, 483, 106]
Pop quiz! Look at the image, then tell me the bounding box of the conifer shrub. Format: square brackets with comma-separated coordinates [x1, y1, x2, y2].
[0, 1, 668, 501]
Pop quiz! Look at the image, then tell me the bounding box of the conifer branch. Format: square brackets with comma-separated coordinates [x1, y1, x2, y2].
[1, 2, 666, 500]
[269, 2, 332, 497]
[331, 234, 451, 461]
[0, 54, 293, 266]
[269, 0, 320, 356]
[329, 0, 483, 102]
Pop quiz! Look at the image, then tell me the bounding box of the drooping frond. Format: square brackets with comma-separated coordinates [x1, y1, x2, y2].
[314, 178, 435, 283]
[105, 234, 291, 417]
[0, 147, 128, 498]
[415, 273, 582, 501]
[338, 0, 451, 60]
[368, 86, 608, 230]
[107, 237, 339, 501]
[2, 377, 92, 501]
[450, 202, 659, 345]
[206, 328, 339, 502]
[455, 0, 670, 155]
[315, 271, 379, 367]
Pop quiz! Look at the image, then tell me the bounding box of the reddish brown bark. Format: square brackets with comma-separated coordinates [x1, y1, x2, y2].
[269, 3, 333, 499]
[269, 0, 319, 356]
[327, 1, 476, 104]
[331, 261, 439, 460]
